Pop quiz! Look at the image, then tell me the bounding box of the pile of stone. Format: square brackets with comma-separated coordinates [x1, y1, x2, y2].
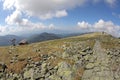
[0, 40, 120, 80]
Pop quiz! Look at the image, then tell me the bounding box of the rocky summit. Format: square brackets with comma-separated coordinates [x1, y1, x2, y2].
[0, 32, 120, 80]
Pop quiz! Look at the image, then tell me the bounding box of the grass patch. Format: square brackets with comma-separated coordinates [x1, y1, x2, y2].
[0, 32, 119, 73]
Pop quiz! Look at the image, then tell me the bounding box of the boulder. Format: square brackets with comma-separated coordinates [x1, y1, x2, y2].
[57, 62, 75, 80]
[33, 73, 42, 80]
[82, 70, 93, 79]
[48, 75, 62, 80]
[41, 62, 47, 74]
[23, 69, 34, 79]
[80, 52, 87, 56]
[62, 52, 70, 58]
[85, 63, 94, 69]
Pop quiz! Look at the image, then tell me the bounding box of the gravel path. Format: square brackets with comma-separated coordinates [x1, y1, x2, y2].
[82, 40, 120, 80]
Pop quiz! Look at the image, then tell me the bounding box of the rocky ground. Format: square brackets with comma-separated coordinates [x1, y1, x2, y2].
[0, 32, 120, 80]
[82, 40, 120, 80]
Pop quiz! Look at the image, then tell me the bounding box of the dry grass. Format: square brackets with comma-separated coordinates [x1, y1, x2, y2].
[0, 32, 118, 73]
[74, 67, 84, 80]
[47, 56, 75, 67]
[32, 56, 41, 62]
[100, 36, 120, 49]
[7, 61, 27, 73]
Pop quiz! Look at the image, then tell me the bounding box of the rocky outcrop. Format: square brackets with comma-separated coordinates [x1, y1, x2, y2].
[82, 40, 120, 80]
[0, 40, 120, 80]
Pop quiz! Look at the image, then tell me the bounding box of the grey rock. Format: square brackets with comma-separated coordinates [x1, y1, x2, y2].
[84, 55, 90, 61]
[82, 70, 93, 79]
[41, 62, 47, 74]
[23, 69, 34, 79]
[85, 63, 94, 69]
[80, 52, 87, 56]
[34, 61, 41, 66]
[57, 61, 75, 80]
[62, 52, 70, 58]
[33, 73, 42, 79]
[48, 75, 62, 80]
[45, 72, 51, 78]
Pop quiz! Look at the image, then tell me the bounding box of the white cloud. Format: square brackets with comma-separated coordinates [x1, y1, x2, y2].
[3, 0, 87, 19]
[3, 0, 15, 10]
[2, 6, 57, 35]
[77, 21, 91, 29]
[93, 0, 101, 3]
[1, 0, 119, 36]
[77, 19, 120, 37]
[0, 25, 8, 32]
[5, 10, 47, 29]
[49, 24, 55, 30]
[1, 14, 57, 35]
[1, 19, 120, 37]
[112, 12, 120, 19]
[5, 10, 22, 25]
[55, 10, 68, 18]
[0, 23, 56, 35]
[38, 10, 68, 20]
[2, 0, 117, 20]
[92, 0, 117, 7]
[104, 0, 116, 7]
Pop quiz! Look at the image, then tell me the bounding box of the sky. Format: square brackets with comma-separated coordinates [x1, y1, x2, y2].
[0, 0, 120, 37]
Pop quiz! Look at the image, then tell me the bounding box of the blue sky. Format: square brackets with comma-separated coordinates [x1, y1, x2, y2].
[0, 0, 120, 37]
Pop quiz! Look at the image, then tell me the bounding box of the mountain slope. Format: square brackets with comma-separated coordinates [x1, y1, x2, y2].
[0, 32, 88, 46]
[28, 32, 61, 43]
[0, 32, 60, 46]
[0, 32, 119, 80]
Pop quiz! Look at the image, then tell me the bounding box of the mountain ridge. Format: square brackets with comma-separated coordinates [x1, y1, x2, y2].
[0, 32, 87, 46]
[0, 32, 119, 80]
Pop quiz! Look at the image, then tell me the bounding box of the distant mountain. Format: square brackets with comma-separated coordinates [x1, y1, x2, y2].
[0, 32, 119, 80]
[0, 32, 89, 46]
[0, 35, 24, 46]
[28, 32, 61, 43]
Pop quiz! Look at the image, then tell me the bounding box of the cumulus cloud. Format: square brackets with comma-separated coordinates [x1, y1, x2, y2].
[5, 9, 48, 29]
[77, 21, 91, 29]
[92, 0, 117, 7]
[49, 24, 55, 30]
[77, 19, 120, 37]
[2, 0, 117, 20]
[2, 4, 57, 35]
[0, 25, 8, 32]
[104, 0, 116, 7]
[1, 0, 118, 36]
[92, 0, 101, 3]
[0, 23, 56, 35]
[3, 0, 15, 10]
[3, 0, 87, 19]
[112, 12, 120, 19]
[5, 10, 22, 25]
[38, 10, 68, 20]
[55, 10, 68, 18]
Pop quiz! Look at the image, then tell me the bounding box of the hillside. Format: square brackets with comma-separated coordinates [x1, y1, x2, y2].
[0, 32, 120, 80]
[0, 32, 85, 46]
[28, 32, 61, 43]
[0, 33, 60, 46]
